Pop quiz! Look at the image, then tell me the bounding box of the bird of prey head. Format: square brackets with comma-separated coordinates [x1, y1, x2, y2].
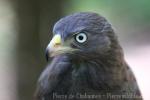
[46, 12, 119, 62]
[35, 12, 142, 100]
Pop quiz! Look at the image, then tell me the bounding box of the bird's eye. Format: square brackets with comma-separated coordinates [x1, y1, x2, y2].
[75, 33, 87, 43]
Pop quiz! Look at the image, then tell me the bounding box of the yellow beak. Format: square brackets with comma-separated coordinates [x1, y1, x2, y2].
[46, 34, 62, 59]
[48, 34, 61, 48]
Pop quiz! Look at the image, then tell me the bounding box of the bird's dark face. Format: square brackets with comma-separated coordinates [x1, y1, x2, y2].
[46, 12, 115, 61]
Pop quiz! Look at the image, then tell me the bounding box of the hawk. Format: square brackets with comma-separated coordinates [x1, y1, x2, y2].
[35, 12, 142, 100]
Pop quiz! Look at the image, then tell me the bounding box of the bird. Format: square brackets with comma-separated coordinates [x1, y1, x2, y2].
[35, 12, 142, 100]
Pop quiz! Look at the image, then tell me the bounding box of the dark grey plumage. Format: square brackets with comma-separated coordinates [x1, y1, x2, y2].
[35, 12, 142, 100]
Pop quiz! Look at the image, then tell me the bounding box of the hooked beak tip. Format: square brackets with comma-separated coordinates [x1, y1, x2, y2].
[45, 48, 49, 61]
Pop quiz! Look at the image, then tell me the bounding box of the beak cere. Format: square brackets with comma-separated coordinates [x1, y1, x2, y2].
[45, 34, 62, 60]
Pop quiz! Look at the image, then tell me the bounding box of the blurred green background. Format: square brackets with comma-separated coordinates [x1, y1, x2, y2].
[0, 0, 150, 100]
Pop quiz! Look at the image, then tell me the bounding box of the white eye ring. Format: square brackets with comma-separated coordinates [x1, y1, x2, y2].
[75, 33, 87, 43]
